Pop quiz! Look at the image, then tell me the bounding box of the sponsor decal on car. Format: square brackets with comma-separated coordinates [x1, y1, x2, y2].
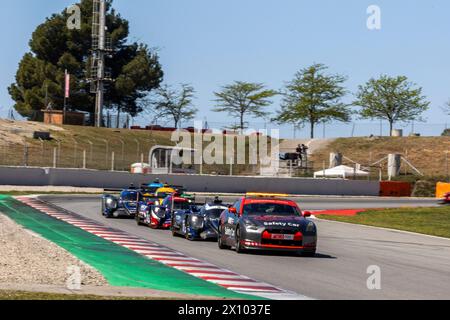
[263, 221, 300, 228]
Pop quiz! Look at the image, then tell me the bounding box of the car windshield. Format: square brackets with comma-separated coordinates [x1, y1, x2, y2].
[243, 203, 300, 217]
[206, 209, 224, 218]
[121, 193, 137, 201]
[143, 187, 159, 194]
[141, 196, 157, 202]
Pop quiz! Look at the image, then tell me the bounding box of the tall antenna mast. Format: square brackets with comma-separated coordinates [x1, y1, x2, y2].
[90, 0, 112, 127]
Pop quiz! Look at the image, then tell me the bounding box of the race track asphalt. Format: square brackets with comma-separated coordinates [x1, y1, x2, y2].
[42, 195, 450, 300]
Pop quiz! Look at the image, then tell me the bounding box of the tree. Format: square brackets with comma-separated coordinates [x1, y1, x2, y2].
[213, 81, 277, 132]
[273, 64, 350, 139]
[150, 84, 197, 128]
[8, 0, 163, 121]
[442, 100, 450, 116]
[354, 75, 430, 136]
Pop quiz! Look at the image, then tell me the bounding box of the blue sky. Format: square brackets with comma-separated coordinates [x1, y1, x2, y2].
[1, 0, 450, 137]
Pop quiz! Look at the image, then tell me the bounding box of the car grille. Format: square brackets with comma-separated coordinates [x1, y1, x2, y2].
[267, 229, 297, 235]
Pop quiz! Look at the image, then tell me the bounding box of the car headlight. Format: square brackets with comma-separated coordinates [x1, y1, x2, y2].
[191, 215, 204, 227]
[306, 222, 316, 233]
[105, 198, 118, 210]
[244, 219, 259, 231]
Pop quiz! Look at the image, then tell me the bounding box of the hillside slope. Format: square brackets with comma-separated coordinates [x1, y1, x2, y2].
[0, 120, 263, 175]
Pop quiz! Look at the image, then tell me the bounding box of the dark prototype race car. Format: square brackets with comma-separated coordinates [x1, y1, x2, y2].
[172, 197, 228, 240]
[102, 186, 139, 218]
[218, 193, 317, 257]
[138, 194, 194, 229]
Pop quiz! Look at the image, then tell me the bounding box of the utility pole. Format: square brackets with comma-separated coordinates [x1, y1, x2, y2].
[90, 0, 111, 128]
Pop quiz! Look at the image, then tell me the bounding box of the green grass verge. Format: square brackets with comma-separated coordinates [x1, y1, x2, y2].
[320, 206, 450, 238]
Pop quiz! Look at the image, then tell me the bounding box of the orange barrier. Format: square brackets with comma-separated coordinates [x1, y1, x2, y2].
[436, 182, 450, 199]
[380, 181, 412, 197]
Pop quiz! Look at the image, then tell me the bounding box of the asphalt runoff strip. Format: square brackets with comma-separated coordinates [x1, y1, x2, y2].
[0, 195, 257, 299]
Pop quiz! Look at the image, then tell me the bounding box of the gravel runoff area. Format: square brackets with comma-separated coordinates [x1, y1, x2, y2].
[0, 213, 107, 287]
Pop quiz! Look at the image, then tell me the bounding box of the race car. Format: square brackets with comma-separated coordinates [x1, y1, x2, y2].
[217, 193, 317, 257]
[172, 197, 228, 240]
[154, 186, 177, 205]
[102, 185, 139, 218]
[141, 180, 165, 195]
[172, 185, 195, 201]
[135, 188, 160, 226]
[139, 194, 194, 229]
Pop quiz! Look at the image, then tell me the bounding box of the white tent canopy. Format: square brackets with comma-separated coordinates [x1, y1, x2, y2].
[314, 165, 369, 179]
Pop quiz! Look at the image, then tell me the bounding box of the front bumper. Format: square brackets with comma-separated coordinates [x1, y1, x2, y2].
[150, 216, 172, 229]
[240, 240, 317, 253]
[114, 207, 136, 217]
[199, 229, 219, 240]
[241, 228, 317, 252]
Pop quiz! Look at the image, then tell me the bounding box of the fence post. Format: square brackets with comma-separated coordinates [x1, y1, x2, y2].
[229, 157, 233, 176]
[111, 152, 115, 171]
[83, 150, 87, 169]
[53, 147, 57, 168]
[200, 154, 203, 175]
[23, 143, 29, 167]
[39, 138, 44, 166]
[57, 141, 61, 165]
[135, 139, 140, 162]
[289, 160, 293, 177]
[73, 140, 78, 168]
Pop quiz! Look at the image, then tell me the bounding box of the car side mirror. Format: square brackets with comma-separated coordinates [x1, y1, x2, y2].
[229, 207, 237, 215]
[303, 211, 312, 218]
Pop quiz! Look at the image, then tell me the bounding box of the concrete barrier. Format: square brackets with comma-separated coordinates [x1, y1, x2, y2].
[0, 167, 380, 196]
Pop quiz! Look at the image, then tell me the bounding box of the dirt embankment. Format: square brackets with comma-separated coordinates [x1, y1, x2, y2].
[310, 136, 450, 177]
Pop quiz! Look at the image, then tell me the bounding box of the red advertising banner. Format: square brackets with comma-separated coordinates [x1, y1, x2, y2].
[64, 70, 70, 98]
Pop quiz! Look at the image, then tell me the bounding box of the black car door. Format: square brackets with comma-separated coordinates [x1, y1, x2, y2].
[224, 200, 241, 245]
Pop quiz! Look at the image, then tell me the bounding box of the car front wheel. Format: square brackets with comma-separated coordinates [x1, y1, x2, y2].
[218, 225, 229, 250]
[235, 227, 245, 254]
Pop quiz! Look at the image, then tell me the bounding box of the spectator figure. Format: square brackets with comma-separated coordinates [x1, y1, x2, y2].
[301, 144, 309, 155]
[300, 144, 309, 167]
[296, 144, 303, 166]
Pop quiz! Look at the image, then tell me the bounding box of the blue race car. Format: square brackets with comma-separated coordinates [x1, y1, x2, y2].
[102, 185, 139, 218]
[172, 197, 228, 241]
